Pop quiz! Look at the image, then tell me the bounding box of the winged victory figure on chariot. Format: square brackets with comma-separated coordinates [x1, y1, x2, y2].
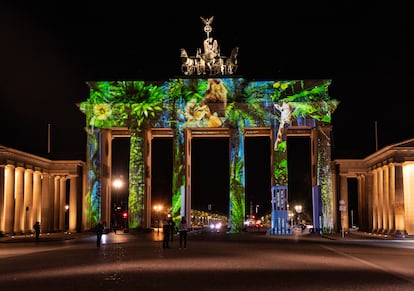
[180, 16, 239, 76]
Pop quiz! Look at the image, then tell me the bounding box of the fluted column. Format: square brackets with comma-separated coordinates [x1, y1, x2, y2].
[69, 176, 78, 232]
[1, 164, 15, 234]
[377, 167, 384, 233]
[14, 167, 25, 234]
[382, 165, 390, 233]
[388, 163, 396, 234]
[402, 163, 414, 234]
[372, 168, 378, 232]
[394, 163, 406, 234]
[359, 174, 371, 231]
[41, 173, 54, 233]
[357, 174, 364, 229]
[53, 176, 61, 231]
[23, 168, 34, 233]
[59, 177, 67, 231]
[32, 171, 42, 223]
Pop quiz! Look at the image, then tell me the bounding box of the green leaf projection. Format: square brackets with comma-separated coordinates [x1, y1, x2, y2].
[80, 78, 338, 233]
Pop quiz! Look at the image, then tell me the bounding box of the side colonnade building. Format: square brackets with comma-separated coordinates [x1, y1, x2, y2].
[332, 138, 414, 236]
[0, 145, 85, 235]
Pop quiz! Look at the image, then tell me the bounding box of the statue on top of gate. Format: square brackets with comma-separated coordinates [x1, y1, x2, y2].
[180, 16, 239, 76]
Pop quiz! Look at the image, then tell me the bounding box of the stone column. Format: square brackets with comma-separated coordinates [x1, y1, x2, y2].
[372, 168, 378, 232]
[33, 170, 42, 223]
[23, 168, 34, 233]
[53, 176, 61, 231]
[394, 163, 406, 235]
[145, 129, 152, 230]
[382, 165, 390, 233]
[81, 166, 90, 231]
[14, 166, 25, 234]
[2, 164, 15, 234]
[184, 128, 192, 222]
[357, 174, 364, 229]
[41, 173, 54, 233]
[388, 163, 396, 234]
[69, 176, 78, 232]
[403, 163, 414, 235]
[100, 128, 112, 228]
[377, 167, 384, 233]
[59, 177, 67, 231]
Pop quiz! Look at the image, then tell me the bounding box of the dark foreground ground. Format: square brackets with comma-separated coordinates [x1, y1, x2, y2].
[1, 229, 414, 291]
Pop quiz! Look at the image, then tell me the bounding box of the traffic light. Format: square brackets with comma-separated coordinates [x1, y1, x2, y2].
[122, 212, 127, 219]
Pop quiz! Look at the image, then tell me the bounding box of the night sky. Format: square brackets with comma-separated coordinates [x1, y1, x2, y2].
[1, 3, 413, 216]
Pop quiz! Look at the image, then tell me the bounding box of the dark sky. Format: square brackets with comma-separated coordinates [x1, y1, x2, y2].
[1, 2, 413, 162]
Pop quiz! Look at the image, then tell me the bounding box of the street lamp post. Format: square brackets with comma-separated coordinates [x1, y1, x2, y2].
[153, 204, 163, 234]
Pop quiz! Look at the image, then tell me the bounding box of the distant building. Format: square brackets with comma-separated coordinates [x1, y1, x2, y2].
[0, 145, 85, 235]
[333, 138, 414, 236]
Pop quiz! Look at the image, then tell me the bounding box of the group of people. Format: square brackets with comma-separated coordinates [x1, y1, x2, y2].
[94, 216, 189, 249]
[34, 216, 189, 248]
[163, 216, 188, 249]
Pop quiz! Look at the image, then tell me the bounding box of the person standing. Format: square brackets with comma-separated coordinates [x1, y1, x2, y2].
[33, 221, 40, 241]
[178, 216, 188, 249]
[162, 219, 171, 248]
[96, 220, 104, 247]
[112, 221, 117, 234]
[169, 218, 175, 242]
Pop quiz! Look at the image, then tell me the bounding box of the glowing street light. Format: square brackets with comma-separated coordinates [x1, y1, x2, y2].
[112, 176, 125, 232]
[153, 204, 163, 234]
[113, 178, 123, 189]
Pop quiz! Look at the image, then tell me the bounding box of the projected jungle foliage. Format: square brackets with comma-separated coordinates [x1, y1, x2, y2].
[80, 78, 338, 233]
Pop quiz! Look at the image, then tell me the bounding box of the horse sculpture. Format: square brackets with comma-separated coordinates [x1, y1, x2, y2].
[213, 56, 225, 75]
[180, 48, 195, 75]
[225, 46, 239, 75]
[195, 48, 206, 75]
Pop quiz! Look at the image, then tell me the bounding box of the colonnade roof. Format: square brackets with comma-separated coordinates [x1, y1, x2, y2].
[0, 145, 84, 175]
[333, 137, 414, 175]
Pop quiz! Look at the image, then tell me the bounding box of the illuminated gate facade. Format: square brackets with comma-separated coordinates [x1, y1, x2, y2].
[79, 78, 338, 233]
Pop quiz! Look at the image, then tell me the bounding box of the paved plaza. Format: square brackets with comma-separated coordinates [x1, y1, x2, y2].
[1, 229, 414, 290]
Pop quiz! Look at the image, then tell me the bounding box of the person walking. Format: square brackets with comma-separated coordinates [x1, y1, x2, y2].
[178, 216, 188, 249]
[162, 219, 171, 248]
[33, 221, 40, 241]
[96, 220, 104, 247]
